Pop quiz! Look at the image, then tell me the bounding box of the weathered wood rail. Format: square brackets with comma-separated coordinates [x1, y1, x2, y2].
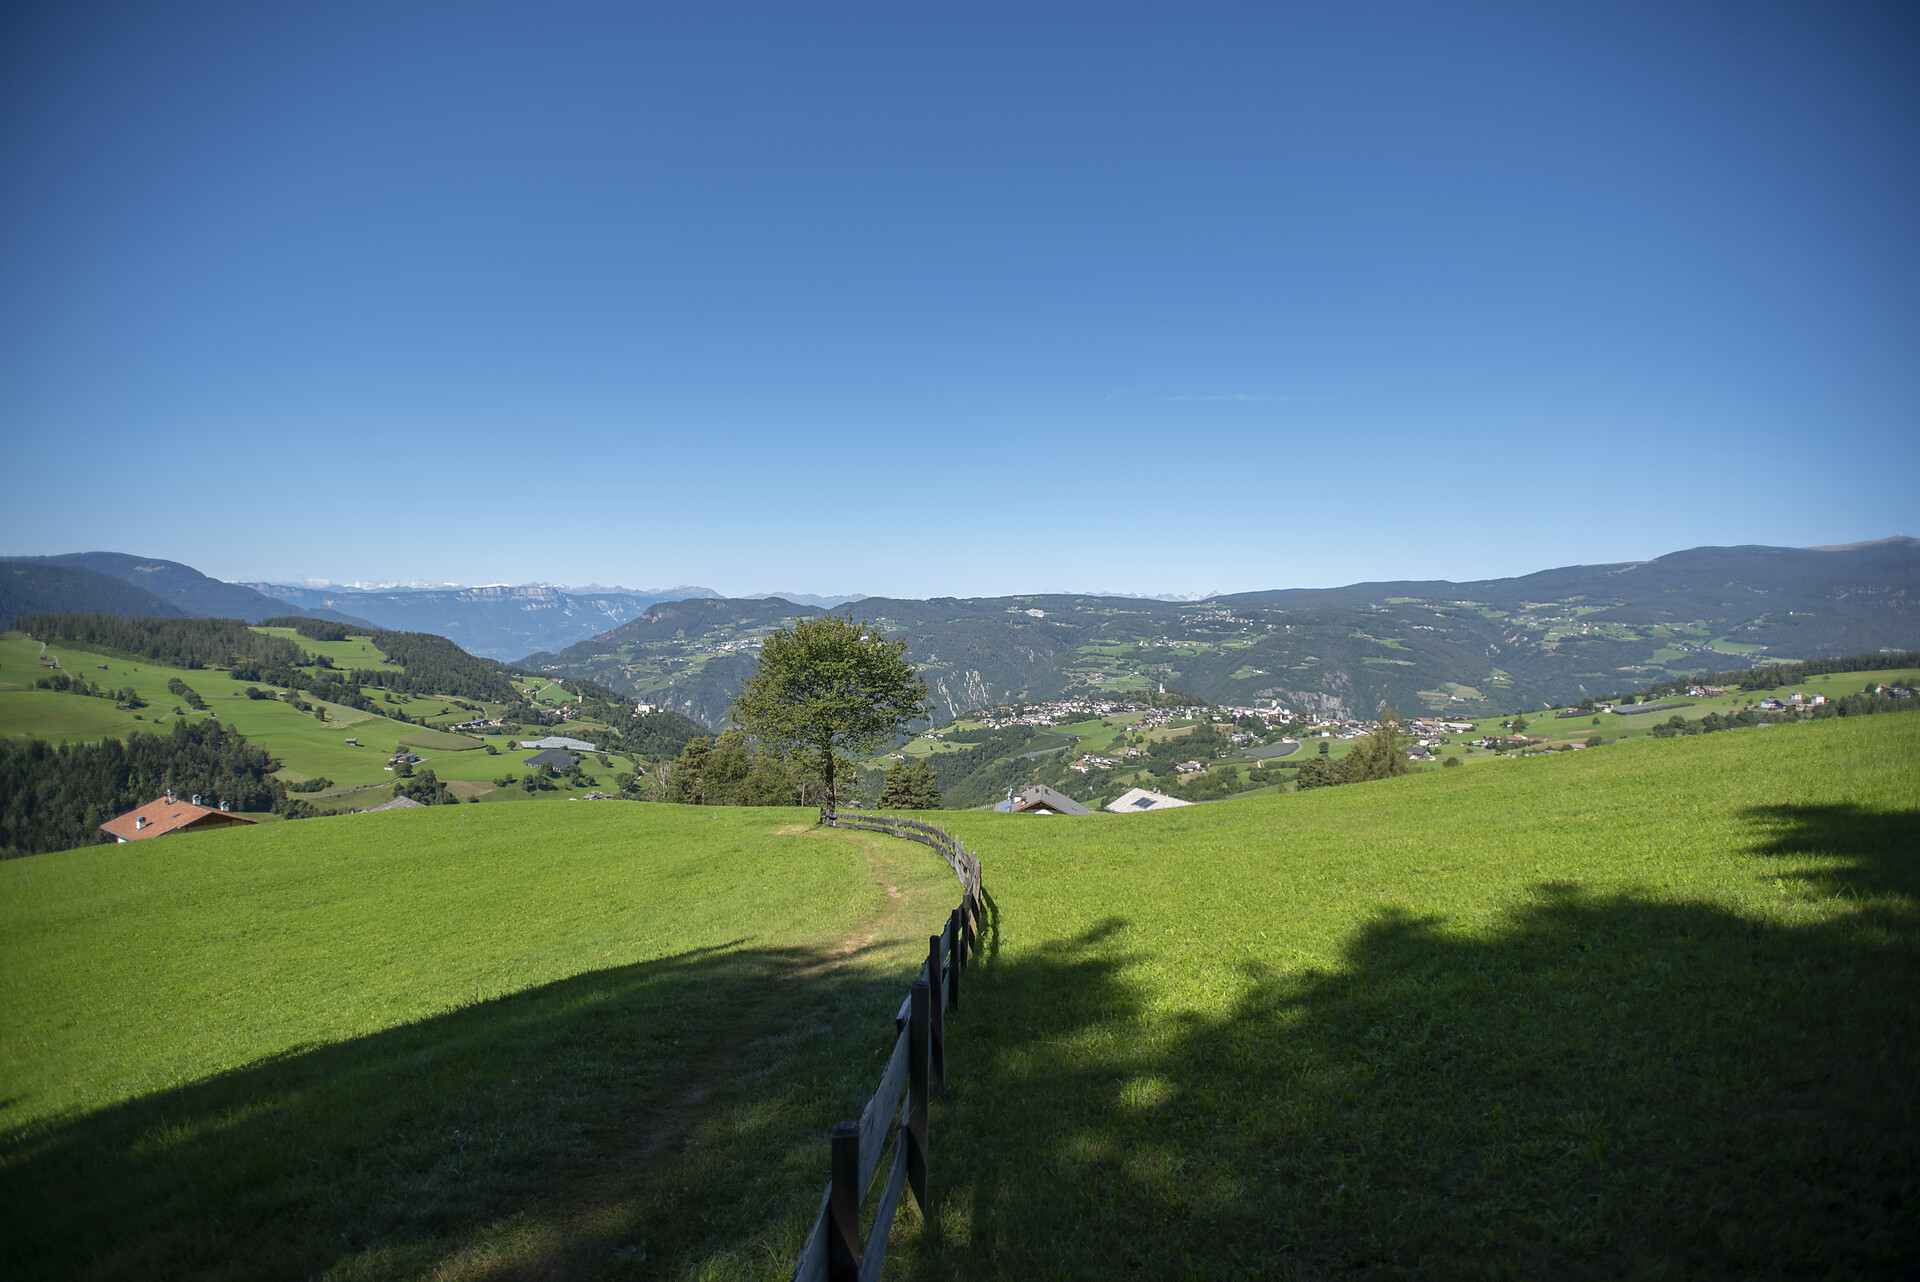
[793, 808, 984, 1282]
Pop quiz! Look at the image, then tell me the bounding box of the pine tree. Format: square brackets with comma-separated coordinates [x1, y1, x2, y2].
[878, 757, 940, 810]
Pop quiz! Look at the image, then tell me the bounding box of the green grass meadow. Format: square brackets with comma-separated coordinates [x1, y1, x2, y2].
[1, 804, 960, 1278]
[0, 633, 640, 803]
[897, 713, 1920, 1277]
[1, 709, 1915, 1277]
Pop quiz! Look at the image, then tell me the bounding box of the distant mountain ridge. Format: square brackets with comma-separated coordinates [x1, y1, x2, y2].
[0, 553, 361, 628]
[7, 540, 1915, 720]
[520, 540, 1920, 726]
[246, 582, 723, 659]
[741, 591, 868, 608]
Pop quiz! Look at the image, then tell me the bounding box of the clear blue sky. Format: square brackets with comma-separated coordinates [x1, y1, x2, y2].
[2, 2, 1915, 597]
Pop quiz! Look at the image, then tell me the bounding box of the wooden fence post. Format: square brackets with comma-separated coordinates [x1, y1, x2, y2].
[927, 933, 946, 1097]
[828, 1121, 861, 1282]
[946, 909, 961, 1010]
[907, 978, 930, 1214]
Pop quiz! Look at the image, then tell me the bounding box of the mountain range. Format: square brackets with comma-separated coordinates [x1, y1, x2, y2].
[0, 553, 365, 629]
[6, 539, 1916, 725]
[241, 582, 727, 658]
[519, 539, 1920, 725]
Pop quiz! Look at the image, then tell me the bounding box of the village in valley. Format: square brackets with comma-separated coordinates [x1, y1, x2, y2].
[872, 666, 1919, 814]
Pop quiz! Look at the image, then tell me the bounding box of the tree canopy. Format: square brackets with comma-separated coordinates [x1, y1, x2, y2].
[1339, 706, 1415, 783]
[878, 757, 940, 810]
[729, 614, 929, 810]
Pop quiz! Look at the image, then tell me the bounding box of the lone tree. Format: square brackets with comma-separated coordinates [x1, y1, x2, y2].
[730, 614, 930, 812]
[1339, 706, 1416, 783]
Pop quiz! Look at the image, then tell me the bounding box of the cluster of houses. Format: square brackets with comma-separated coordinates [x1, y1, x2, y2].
[991, 783, 1195, 816]
[994, 784, 1195, 815]
[1756, 692, 1826, 710]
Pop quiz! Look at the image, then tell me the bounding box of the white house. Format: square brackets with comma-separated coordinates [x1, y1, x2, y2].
[1104, 787, 1193, 813]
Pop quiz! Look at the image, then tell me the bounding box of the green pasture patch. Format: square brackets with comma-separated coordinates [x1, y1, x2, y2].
[886, 714, 1920, 1276]
[398, 728, 486, 752]
[1, 804, 964, 1278]
[250, 627, 389, 670]
[1053, 717, 1138, 756]
[0, 690, 146, 743]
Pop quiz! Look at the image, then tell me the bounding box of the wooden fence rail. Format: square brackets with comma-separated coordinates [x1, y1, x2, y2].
[793, 808, 984, 1282]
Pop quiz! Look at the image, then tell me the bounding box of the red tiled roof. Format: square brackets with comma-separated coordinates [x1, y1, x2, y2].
[99, 796, 259, 842]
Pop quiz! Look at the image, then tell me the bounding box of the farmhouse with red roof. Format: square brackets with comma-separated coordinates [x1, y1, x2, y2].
[98, 790, 259, 843]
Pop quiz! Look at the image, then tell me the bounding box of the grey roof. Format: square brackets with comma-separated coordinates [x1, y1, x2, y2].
[518, 736, 597, 751]
[523, 749, 578, 770]
[1011, 784, 1090, 816]
[1103, 786, 1193, 813]
[367, 796, 426, 812]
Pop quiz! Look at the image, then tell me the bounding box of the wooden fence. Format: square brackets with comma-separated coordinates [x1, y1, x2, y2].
[792, 808, 985, 1282]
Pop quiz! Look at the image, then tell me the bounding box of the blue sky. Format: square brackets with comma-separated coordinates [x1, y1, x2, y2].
[2, 2, 1915, 598]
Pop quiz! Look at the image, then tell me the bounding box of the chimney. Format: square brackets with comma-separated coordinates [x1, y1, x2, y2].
[135, 815, 147, 830]
[166, 788, 174, 804]
[191, 793, 202, 807]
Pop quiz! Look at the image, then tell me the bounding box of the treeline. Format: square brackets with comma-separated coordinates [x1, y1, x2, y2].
[1, 721, 316, 858]
[1637, 650, 1920, 699]
[30, 670, 145, 707]
[1649, 687, 1919, 739]
[18, 614, 306, 671]
[621, 709, 707, 760]
[1292, 719, 1417, 790]
[393, 768, 457, 805]
[669, 730, 812, 805]
[663, 726, 929, 808]
[922, 726, 1057, 809]
[352, 630, 524, 704]
[166, 677, 208, 710]
[260, 616, 351, 642]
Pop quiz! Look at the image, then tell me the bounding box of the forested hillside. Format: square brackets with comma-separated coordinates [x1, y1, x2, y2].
[521, 540, 1920, 725]
[0, 563, 184, 629]
[1, 721, 312, 857]
[2, 616, 710, 821]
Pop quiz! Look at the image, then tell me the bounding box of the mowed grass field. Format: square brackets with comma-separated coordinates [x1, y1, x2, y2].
[0, 803, 962, 1278]
[1, 713, 1914, 1278]
[891, 713, 1920, 1278]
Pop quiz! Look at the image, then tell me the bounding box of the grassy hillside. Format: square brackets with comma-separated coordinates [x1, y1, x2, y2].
[2, 714, 1912, 1277]
[0, 632, 642, 810]
[902, 713, 1919, 1276]
[0, 804, 960, 1278]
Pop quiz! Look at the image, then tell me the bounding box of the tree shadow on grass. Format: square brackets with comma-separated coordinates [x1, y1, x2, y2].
[0, 937, 921, 1281]
[1739, 802, 1920, 901]
[897, 802, 1920, 1279]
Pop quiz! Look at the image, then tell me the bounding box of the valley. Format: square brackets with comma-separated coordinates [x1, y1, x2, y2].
[521, 539, 1920, 728]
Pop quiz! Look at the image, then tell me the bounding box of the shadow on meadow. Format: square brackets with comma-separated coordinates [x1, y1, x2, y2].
[5, 805, 1914, 1279]
[0, 935, 929, 1281]
[896, 803, 1920, 1279]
